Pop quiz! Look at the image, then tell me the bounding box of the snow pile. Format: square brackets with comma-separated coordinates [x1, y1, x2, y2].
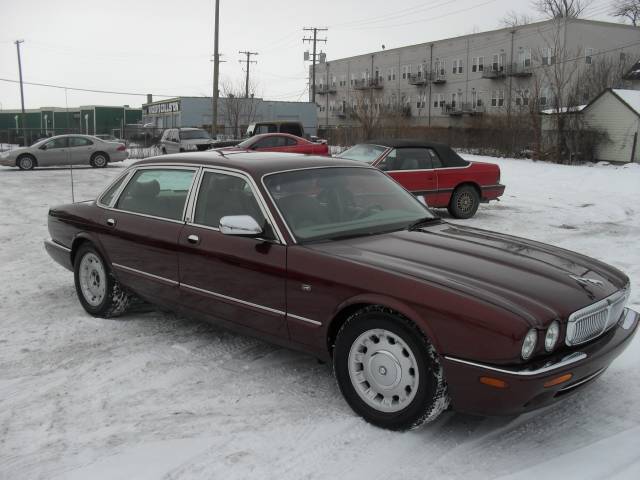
[0, 156, 639, 479]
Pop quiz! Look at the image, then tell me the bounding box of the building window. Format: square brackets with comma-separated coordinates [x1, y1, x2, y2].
[491, 53, 504, 72]
[417, 64, 423, 78]
[542, 47, 555, 66]
[435, 59, 446, 76]
[620, 52, 626, 63]
[519, 48, 532, 67]
[402, 65, 408, 79]
[585, 48, 594, 65]
[472, 56, 484, 72]
[491, 90, 504, 107]
[452, 59, 463, 74]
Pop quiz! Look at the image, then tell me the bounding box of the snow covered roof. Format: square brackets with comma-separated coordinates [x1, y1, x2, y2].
[611, 89, 640, 116]
[540, 105, 586, 115]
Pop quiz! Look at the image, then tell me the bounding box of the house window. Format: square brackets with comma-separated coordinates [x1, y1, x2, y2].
[585, 48, 594, 65]
[435, 59, 446, 76]
[350, 74, 355, 86]
[417, 64, 423, 78]
[472, 57, 484, 72]
[542, 47, 555, 66]
[620, 52, 626, 63]
[387, 68, 392, 81]
[402, 65, 408, 79]
[519, 48, 532, 67]
[452, 59, 463, 74]
[491, 54, 504, 72]
[491, 90, 504, 107]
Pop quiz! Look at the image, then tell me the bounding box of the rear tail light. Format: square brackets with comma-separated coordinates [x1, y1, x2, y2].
[117, 144, 126, 151]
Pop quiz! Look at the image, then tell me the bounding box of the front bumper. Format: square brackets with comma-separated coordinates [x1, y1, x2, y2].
[0, 156, 15, 167]
[442, 307, 639, 416]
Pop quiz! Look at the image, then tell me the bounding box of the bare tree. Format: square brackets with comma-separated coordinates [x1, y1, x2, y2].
[500, 10, 534, 27]
[221, 79, 259, 138]
[611, 0, 640, 25]
[570, 53, 632, 104]
[532, 0, 593, 17]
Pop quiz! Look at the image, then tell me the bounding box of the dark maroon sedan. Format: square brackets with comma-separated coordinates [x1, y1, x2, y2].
[44, 151, 638, 430]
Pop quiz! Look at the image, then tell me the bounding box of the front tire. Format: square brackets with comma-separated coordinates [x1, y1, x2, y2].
[17, 154, 36, 170]
[448, 185, 480, 219]
[334, 307, 448, 430]
[90, 152, 109, 168]
[73, 243, 131, 318]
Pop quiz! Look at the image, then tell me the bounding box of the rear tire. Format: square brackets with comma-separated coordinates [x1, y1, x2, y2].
[90, 152, 109, 168]
[73, 243, 131, 318]
[333, 306, 448, 431]
[17, 154, 36, 170]
[448, 185, 480, 219]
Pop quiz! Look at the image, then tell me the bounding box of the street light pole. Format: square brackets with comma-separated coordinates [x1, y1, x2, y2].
[15, 40, 26, 145]
[211, 0, 220, 138]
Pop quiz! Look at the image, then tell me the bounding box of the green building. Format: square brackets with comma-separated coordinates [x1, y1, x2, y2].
[0, 105, 142, 144]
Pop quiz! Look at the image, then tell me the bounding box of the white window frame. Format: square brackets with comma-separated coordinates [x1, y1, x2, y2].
[585, 47, 594, 65]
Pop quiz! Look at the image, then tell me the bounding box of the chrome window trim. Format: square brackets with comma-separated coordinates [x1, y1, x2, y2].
[444, 351, 588, 376]
[186, 166, 286, 245]
[112, 263, 179, 286]
[287, 313, 322, 326]
[96, 170, 135, 208]
[181, 282, 285, 316]
[45, 238, 71, 253]
[97, 165, 199, 223]
[260, 164, 430, 245]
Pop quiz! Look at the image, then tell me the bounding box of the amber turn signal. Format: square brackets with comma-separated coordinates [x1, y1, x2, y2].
[479, 376, 508, 389]
[543, 373, 573, 388]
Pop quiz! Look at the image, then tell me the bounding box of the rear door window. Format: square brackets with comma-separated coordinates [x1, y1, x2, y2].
[69, 137, 93, 147]
[116, 169, 195, 220]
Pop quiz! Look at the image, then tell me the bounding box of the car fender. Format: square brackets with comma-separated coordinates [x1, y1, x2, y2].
[71, 231, 113, 270]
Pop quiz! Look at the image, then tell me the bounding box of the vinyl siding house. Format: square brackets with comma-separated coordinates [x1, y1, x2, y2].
[582, 89, 640, 163]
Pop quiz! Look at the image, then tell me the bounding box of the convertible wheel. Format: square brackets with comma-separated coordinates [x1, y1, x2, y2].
[73, 243, 131, 318]
[334, 306, 448, 430]
[17, 155, 36, 170]
[448, 185, 479, 219]
[90, 152, 109, 168]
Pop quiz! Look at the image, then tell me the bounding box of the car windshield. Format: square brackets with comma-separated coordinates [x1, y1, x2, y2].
[180, 130, 211, 140]
[338, 144, 388, 164]
[264, 167, 435, 243]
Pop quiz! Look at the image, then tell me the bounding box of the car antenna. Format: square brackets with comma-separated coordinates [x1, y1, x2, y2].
[65, 87, 75, 203]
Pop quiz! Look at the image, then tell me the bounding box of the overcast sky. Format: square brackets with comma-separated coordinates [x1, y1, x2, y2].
[0, 0, 623, 110]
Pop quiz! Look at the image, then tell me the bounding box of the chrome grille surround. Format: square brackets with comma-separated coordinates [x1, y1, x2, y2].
[566, 288, 630, 346]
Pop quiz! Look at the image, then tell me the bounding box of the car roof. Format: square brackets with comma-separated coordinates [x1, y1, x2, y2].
[132, 151, 367, 178]
[250, 132, 305, 141]
[364, 138, 450, 149]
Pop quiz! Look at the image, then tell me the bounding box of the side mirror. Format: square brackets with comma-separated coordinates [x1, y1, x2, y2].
[41, 144, 48, 150]
[219, 215, 263, 236]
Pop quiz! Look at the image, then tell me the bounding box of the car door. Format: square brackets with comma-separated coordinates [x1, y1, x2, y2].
[376, 147, 438, 205]
[68, 136, 95, 165]
[98, 166, 198, 305]
[37, 137, 70, 166]
[178, 169, 288, 337]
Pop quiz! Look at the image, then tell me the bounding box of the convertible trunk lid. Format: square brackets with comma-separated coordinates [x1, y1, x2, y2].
[307, 223, 629, 327]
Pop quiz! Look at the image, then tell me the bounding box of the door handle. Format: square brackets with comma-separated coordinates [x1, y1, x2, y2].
[106, 218, 116, 227]
[187, 234, 200, 244]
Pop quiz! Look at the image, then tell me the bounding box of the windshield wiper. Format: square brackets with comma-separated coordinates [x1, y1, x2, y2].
[407, 216, 441, 231]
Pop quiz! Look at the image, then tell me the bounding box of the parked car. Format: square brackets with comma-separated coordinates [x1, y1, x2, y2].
[245, 121, 305, 138]
[160, 128, 213, 154]
[336, 139, 505, 218]
[217, 133, 329, 155]
[44, 152, 637, 431]
[0, 134, 127, 170]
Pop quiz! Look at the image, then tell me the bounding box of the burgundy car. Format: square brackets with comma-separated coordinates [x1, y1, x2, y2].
[337, 140, 504, 218]
[218, 133, 329, 156]
[44, 151, 638, 430]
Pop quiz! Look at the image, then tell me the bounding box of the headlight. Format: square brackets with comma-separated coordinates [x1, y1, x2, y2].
[521, 329, 537, 360]
[545, 321, 560, 352]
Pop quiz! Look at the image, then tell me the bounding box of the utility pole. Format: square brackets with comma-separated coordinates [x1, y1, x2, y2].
[303, 27, 327, 104]
[211, 0, 220, 138]
[238, 51, 258, 98]
[15, 40, 26, 145]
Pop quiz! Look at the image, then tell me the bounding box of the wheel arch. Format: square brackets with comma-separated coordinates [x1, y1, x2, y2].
[91, 151, 110, 162]
[70, 232, 112, 268]
[452, 181, 481, 199]
[326, 294, 441, 358]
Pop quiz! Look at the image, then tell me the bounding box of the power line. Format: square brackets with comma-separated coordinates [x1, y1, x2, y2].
[0, 77, 176, 97]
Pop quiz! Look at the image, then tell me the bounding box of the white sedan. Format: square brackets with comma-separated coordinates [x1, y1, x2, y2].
[0, 134, 128, 170]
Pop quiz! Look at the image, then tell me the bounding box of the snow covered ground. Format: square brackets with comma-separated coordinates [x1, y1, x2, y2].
[1, 155, 639, 480]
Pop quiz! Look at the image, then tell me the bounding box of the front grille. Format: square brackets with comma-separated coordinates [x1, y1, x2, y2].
[566, 289, 629, 346]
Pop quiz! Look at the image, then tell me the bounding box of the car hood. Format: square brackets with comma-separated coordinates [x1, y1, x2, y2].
[307, 222, 629, 327]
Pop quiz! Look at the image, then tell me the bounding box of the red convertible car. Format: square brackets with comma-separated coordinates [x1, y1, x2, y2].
[218, 133, 329, 156]
[337, 140, 504, 218]
[44, 151, 637, 431]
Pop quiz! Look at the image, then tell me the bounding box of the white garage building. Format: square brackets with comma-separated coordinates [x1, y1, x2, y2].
[582, 89, 640, 163]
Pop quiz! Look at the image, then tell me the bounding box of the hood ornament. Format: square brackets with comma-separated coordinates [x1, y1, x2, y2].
[569, 275, 604, 287]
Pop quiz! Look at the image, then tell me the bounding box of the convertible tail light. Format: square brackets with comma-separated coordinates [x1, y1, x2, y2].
[116, 144, 126, 151]
[479, 376, 508, 389]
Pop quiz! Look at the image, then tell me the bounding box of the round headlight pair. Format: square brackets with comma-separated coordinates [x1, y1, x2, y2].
[521, 321, 561, 360]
